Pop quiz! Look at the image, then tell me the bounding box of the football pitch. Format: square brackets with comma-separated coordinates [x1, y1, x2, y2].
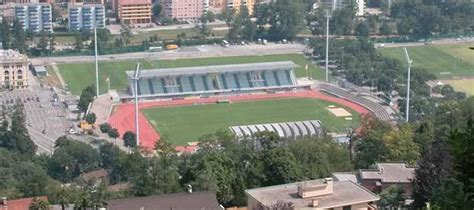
[141, 98, 359, 145]
[58, 54, 323, 95]
[377, 44, 474, 79]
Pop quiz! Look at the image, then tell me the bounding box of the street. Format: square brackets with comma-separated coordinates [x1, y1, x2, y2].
[31, 43, 307, 64]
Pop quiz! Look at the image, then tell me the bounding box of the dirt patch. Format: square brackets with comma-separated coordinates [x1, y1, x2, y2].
[327, 107, 353, 117]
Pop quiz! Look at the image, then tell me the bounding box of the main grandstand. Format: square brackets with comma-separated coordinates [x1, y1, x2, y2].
[123, 61, 301, 99]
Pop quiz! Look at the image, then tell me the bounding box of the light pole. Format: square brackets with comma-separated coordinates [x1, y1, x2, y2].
[94, 28, 99, 97]
[325, 10, 331, 83]
[403, 47, 413, 122]
[132, 63, 141, 147]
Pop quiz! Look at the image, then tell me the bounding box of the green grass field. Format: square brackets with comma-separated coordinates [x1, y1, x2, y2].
[443, 79, 474, 96]
[142, 98, 359, 145]
[58, 54, 324, 95]
[378, 44, 474, 79]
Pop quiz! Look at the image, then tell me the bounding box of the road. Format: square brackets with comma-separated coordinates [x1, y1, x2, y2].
[31, 43, 307, 64]
[377, 37, 474, 48]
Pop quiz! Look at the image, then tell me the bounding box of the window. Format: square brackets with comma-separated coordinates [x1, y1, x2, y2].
[342, 205, 351, 210]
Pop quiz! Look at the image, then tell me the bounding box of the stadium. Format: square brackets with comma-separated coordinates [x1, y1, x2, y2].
[108, 61, 393, 152]
[121, 61, 300, 100]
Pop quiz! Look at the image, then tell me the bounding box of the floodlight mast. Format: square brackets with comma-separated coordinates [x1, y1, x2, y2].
[325, 10, 331, 83]
[132, 63, 141, 147]
[403, 47, 413, 122]
[94, 27, 99, 97]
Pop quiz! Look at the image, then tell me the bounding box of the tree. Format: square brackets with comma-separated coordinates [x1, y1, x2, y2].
[74, 33, 83, 50]
[99, 143, 124, 169]
[119, 24, 132, 46]
[378, 185, 405, 208]
[99, 123, 111, 133]
[382, 124, 420, 164]
[123, 131, 137, 148]
[206, 11, 216, 22]
[152, 4, 162, 18]
[84, 113, 97, 125]
[268, 0, 305, 40]
[48, 137, 100, 182]
[30, 197, 50, 210]
[108, 128, 120, 139]
[78, 85, 95, 112]
[1, 18, 11, 49]
[355, 22, 370, 37]
[11, 19, 27, 53]
[0, 100, 36, 156]
[380, 22, 392, 35]
[413, 140, 453, 209]
[263, 147, 304, 186]
[430, 178, 474, 209]
[289, 138, 353, 179]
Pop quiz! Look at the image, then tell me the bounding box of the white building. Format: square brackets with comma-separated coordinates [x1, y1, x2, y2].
[15, 3, 53, 33]
[0, 50, 29, 90]
[68, 4, 105, 31]
[317, 0, 365, 16]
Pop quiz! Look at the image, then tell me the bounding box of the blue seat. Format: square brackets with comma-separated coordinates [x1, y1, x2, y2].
[193, 75, 206, 91]
[238, 73, 250, 88]
[181, 76, 193, 92]
[151, 78, 164, 94]
[265, 71, 277, 86]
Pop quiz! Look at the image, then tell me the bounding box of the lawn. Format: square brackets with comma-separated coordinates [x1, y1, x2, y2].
[442, 79, 474, 96]
[131, 27, 228, 43]
[378, 44, 474, 79]
[58, 54, 324, 95]
[142, 98, 359, 145]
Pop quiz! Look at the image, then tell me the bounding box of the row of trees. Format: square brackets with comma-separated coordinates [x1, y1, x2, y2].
[222, 0, 305, 42]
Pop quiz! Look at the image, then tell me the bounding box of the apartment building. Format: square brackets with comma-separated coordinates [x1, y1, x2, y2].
[159, 0, 205, 23]
[15, 3, 53, 33]
[116, 0, 152, 24]
[318, 0, 365, 16]
[246, 178, 379, 210]
[68, 4, 105, 31]
[333, 162, 416, 197]
[208, 0, 255, 14]
[0, 50, 29, 90]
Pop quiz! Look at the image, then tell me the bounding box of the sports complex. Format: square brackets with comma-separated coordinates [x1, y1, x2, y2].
[103, 60, 391, 152]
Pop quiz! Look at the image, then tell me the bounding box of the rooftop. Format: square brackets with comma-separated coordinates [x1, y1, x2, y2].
[126, 61, 299, 78]
[0, 50, 28, 63]
[0, 196, 48, 210]
[359, 163, 416, 183]
[245, 179, 379, 208]
[106, 191, 221, 210]
[332, 172, 360, 183]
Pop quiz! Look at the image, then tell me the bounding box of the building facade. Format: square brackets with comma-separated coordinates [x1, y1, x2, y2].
[317, 0, 365, 16]
[68, 4, 105, 31]
[160, 0, 205, 23]
[0, 50, 29, 90]
[15, 3, 53, 33]
[208, 0, 255, 14]
[116, 0, 152, 24]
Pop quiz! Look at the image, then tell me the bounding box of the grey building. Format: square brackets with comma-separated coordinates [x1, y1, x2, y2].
[15, 3, 53, 33]
[68, 4, 105, 31]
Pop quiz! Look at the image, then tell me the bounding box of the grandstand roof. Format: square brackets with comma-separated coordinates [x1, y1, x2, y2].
[126, 61, 299, 78]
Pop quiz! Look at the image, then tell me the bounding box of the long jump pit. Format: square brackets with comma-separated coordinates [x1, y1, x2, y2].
[108, 90, 370, 153]
[327, 105, 353, 117]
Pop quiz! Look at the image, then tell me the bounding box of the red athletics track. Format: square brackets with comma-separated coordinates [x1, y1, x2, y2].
[108, 90, 370, 152]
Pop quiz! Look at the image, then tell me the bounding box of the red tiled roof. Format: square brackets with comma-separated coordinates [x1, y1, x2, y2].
[0, 196, 48, 210]
[118, 0, 151, 5]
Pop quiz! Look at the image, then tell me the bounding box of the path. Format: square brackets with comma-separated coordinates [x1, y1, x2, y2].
[108, 90, 370, 152]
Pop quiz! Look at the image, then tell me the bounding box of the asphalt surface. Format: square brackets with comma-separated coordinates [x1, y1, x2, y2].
[32, 43, 307, 65]
[1, 73, 72, 155]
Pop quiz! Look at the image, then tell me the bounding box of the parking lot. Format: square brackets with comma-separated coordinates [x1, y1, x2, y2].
[1, 87, 71, 154]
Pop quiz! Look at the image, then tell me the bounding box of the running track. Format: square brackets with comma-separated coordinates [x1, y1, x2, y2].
[108, 90, 370, 152]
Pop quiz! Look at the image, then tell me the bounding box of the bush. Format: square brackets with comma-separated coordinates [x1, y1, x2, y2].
[100, 123, 111, 133]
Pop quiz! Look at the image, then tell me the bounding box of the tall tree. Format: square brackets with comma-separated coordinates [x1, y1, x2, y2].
[122, 131, 137, 148]
[12, 19, 27, 53]
[412, 140, 453, 209]
[78, 85, 95, 112]
[119, 24, 132, 46]
[268, 0, 305, 40]
[263, 147, 304, 185]
[1, 18, 11, 49]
